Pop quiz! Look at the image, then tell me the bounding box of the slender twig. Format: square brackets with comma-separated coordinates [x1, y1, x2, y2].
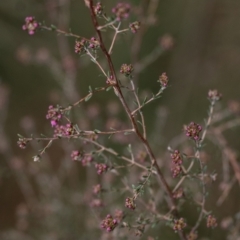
[190, 102, 216, 233]
[131, 88, 164, 115]
[86, 49, 108, 78]
[41, 25, 91, 41]
[108, 22, 121, 54]
[130, 80, 147, 138]
[79, 136, 158, 175]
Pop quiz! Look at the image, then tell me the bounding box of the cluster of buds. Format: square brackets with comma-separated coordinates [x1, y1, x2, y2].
[90, 198, 103, 208]
[71, 150, 81, 161]
[158, 72, 169, 88]
[92, 184, 102, 195]
[184, 122, 202, 141]
[120, 64, 134, 77]
[46, 105, 63, 127]
[171, 150, 183, 165]
[94, 2, 103, 16]
[17, 138, 28, 149]
[173, 218, 187, 232]
[81, 155, 93, 166]
[53, 123, 76, 137]
[208, 89, 222, 103]
[171, 164, 182, 178]
[101, 214, 118, 232]
[125, 197, 136, 210]
[75, 40, 87, 54]
[95, 163, 108, 174]
[170, 150, 183, 178]
[22, 16, 39, 35]
[89, 37, 100, 49]
[207, 215, 217, 228]
[129, 21, 141, 33]
[112, 2, 131, 21]
[159, 34, 174, 50]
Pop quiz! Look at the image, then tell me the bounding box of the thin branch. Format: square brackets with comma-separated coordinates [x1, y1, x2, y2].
[88, 1, 183, 232]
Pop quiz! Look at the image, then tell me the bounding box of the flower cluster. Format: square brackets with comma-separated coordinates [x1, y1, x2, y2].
[101, 214, 118, 232]
[71, 150, 81, 161]
[89, 37, 100, 49]
[93, 184, 101, 194]
[95, 163, 108, 174]
[208, 89, 222, 103]
[158, 72, 169, 88]
[90, 198, 103, 207]
[75, 40, 87, 54]
[125, 197, 136, 210]
[53, 123, 76, 137]
[129, 21, 141, 33]
[46, 105, 63, 127]
[171, 150, 183, 165]
[206, 215, 217, 228]
[171, 164, 182, 178]
[112, 2, 131, 21]
[184, 122, 202, 141]
[94, 2, 103, 16]
[159, 34, 174, 50]
[120, 64, 134, 77]
[170, 150, 183, 178]
[173, 218, 187, 232]
[22, 16, 39, 35]
[17, 138, 28, 149]
[81, 155, 93, 166]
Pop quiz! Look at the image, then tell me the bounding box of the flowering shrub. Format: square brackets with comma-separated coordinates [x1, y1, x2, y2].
[9, 1, 240, 240]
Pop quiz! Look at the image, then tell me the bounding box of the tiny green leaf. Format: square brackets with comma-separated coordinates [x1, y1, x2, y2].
[50, 24, 57, 31]
[89, 85, 92, 93]
[85, 94, 92, 102]
[106, 86, 112, 91]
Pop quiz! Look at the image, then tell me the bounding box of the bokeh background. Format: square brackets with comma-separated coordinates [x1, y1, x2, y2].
[1, 0, 240, 239]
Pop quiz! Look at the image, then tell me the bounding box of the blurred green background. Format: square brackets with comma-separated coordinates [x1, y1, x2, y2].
[1, 0, 240, 239]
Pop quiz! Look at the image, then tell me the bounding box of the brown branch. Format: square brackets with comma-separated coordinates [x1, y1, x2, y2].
[88, 0, 182, 225]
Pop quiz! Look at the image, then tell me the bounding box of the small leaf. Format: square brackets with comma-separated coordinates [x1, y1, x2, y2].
[85, 94, 92, 102]
[74, 124, 81, 133]
[127, 144, 132, 152]
[94, 129, 101, 134]
[50, 24, 57, 31]
[133, 100, 138, 106]
[124, 131, 133, 135]
[143, 96, 148, 104]
[89, 85, 92, 93]
[17, 134, 24, 138]
[106, 86, 112, 91]
[90, 58, 97, 63]
[95, 87, 103, 90]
